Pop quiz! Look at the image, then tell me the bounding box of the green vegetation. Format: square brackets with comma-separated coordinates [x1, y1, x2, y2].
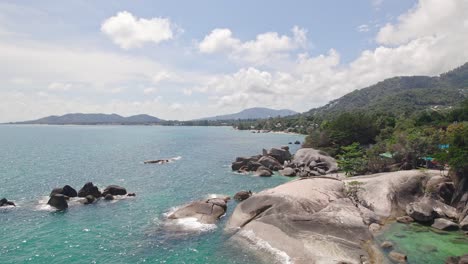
[337, 143, 367, 176]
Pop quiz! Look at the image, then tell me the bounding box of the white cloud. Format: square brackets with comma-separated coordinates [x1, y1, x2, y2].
[198, 26, 308, 65]
[182, 88, 193, 96]
[48, 82, 72, 91]
[376, 0, 467, 45]
[143, 87, 157, 94]
[101, 11, 176, 49]
[152, 71, 174, 84]
[357, 24, 370, 32]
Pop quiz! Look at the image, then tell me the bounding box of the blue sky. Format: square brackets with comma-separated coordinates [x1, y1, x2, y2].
[1, 0, 467, 122]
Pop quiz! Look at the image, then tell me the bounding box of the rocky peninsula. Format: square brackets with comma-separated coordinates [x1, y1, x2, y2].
[226, 147, 468, 263]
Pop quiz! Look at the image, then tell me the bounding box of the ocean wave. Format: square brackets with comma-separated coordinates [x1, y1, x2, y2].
[238, 230, 292, 264]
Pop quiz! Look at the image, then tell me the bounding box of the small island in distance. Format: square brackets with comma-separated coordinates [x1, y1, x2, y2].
[7, 107, 298, 125]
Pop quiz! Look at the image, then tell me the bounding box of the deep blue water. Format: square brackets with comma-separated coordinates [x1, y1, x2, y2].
[0, 125, 304, 264]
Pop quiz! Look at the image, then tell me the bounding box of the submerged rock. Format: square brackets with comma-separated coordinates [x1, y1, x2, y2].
[78, 182, 102, 198]
[168, 197, 229, 224]
[47, 194, 68, 210]
[84, 195, 96, 205]
[104, 194, 114, 201]
[234, 191, 252, 201]
[381, 241, 393, 249]
[127, 193, 136, 197]
[396, 216, 415, 224]
[389, 251, 407, 263]
[431, 218, 460, 231]
[445, 254, 468, 264]
[102, 185, 127, 196]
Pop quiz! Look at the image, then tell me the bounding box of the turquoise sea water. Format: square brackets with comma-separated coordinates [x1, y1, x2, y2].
[377, 223, 468, 263]
[0, 125, 304, 264]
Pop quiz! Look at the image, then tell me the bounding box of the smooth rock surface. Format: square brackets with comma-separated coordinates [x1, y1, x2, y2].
[78, 182, 102, 198]
[169, 197, 229, 224]
[47, 194, 68, 210]
[226, 178, 373, 263]
[431, 218, 460, 231]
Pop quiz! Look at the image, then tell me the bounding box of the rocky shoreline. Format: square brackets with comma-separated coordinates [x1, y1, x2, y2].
[225, 146, 468, 263]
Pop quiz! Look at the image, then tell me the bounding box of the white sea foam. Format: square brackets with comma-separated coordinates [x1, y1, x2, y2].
[34, 196, 55, 211]
[161, 206, 217, 233]
[239, 230, 292, 264]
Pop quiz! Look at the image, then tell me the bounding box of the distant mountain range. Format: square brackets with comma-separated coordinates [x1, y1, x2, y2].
[13, 113, 163, 125]
[307, 62, 468, 118]
[199, 107, 298, 121]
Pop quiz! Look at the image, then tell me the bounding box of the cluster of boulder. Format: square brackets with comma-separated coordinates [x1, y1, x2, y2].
[225, 168, 468, 263]
[231, 147, 338, 178]
[0, 198, 15, 207]
[47, 182, 135, 210]
[393, 174, 468, 233]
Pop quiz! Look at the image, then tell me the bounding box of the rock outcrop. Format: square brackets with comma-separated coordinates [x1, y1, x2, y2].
[431, 218, 459, 231]
[226, 177, 375, 263]
[50, 185, 78, 198]
[102, 185, 127, 196]
[0, 198, 15, 207]
[231, 147, 339, 178]
[47, 194, 68, 210]
[169, 197, 229, 224]
[284, 148, 338, 177]
[78, 182, 102, 198]
[234, 191, 252, 201]
[227, 169, 461, 263]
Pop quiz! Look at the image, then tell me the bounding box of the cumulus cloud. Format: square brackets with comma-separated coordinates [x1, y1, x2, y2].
[376, 0, 467, 45]
[101, 11, 176, 49]
[194, 0, 468, 114]
[198, 26, 308, 65]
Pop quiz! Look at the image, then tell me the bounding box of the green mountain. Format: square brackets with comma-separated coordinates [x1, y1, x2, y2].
[199, 107, 297, 121]
[307, 62, 468, 118]
[14, 113, 163, 125]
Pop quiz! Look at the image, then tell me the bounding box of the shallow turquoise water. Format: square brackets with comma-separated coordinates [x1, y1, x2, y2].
[0, 125, 304, 264]
[377, 222, 468, 263]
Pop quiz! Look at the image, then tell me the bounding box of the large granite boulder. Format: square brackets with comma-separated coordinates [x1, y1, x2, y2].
[343, 170, 439, 218]
[258, 156, 282, 171]
[431, 218, 459, 231]
[231, 156, 261, 171]
[47, 194, 68, 210]
[78, 182, 102, 198]
[234, 191, 252, 201]
[50, 185, 78, 198]
[460, 215, 468, 231]
[279, 167, 296, 177]
[289, 148, 338, 174]
[226, 178, 377, 263]
[406, 201, 436, 222]
[266, 147, 292, 164]
[254, 166, 273, 177]
[169, 197, 229, 224]
[102, 185, 127, 196]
